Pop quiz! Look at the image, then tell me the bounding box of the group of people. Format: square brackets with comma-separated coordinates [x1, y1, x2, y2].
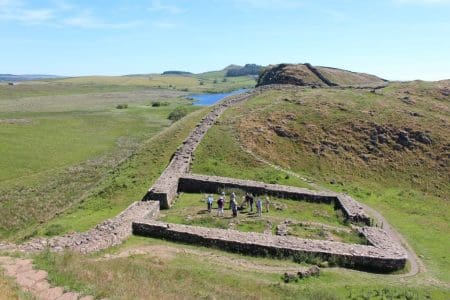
[206, 192, 270, 218]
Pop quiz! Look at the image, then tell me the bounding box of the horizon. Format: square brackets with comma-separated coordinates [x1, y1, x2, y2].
[1, 0, 450, 81]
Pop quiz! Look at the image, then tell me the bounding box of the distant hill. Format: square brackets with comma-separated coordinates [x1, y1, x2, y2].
[162, 71, 193, 75]
[257, 63, 387, 87]
[222, 64, 242, 71]
[0, 74, 63, 82]
[225, 64, 263, 77]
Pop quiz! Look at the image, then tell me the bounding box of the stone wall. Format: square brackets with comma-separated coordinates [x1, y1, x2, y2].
[179, 174, 370, 225]
[132, 220, 407, 272]
[142, 90, 255, 208]
[0, 201, 160, 254]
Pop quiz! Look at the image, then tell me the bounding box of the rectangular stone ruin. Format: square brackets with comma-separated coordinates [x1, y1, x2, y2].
[132, 220, 407, 272]
[178, 174, 370, 225]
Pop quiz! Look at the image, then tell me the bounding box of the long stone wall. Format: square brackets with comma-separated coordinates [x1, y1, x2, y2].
[178, 174, 370, 225]
[132, 220, 407, 272]
[142, 90, 255, 208]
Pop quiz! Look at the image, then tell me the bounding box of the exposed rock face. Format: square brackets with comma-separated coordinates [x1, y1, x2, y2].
[256, 63, 387, 88]
[257, 64, 328, 88]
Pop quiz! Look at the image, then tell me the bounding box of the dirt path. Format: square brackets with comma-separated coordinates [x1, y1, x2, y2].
[96, 244, 309, 275]
[0, 256, 95, 300]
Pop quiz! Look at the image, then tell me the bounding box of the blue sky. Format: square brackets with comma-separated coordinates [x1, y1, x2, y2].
[0, 0, 449, 80]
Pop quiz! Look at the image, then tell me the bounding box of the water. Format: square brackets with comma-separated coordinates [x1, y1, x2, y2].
[188, 89, 248, 106]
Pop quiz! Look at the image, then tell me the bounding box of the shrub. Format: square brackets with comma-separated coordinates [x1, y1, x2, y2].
[168, 107, 188, 121]
[151, 101, 169, 107]
[44, 224, 65, 236]
[199, 81, 204, 86]
[116, 104, 128, 109]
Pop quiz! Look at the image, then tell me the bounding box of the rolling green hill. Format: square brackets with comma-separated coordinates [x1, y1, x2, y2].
[192, 81, 450, 283]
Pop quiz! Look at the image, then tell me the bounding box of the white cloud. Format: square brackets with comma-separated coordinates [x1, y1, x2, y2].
[0, 0, 143, 29]
[392, 0, 450, 4]
[230, 0, 303, 10]
[148, 0, 185, 14]
[63, 11, 140, 29]
[0, 0, 55, 24]
[152, 20, 178, 29]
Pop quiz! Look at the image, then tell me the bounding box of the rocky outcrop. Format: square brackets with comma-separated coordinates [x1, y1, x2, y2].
[257, 63, 387, 88]
[257, 64, 327, 88]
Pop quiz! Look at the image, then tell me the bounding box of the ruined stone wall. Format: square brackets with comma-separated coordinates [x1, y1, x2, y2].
[133, 220, 407, 272]
[0, 201, 160, 254]
[179, 174, 370, 225]
[142, 90, 255, 208]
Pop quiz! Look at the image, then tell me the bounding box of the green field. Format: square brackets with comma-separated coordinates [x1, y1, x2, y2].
[0, 72, 254, 240]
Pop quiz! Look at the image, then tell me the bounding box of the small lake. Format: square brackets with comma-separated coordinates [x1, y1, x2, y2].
[188, 89, 248, 106]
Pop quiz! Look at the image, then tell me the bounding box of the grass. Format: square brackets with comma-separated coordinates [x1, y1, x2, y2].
[29, 107, 208, 238]
[160, 192, 365, 244]
[192, 83, 450, 284]
[0, 268, 35, 300]
[0, 79, 208, 241]
[191, 119, 312, 188]
[31, 236, 450, 300]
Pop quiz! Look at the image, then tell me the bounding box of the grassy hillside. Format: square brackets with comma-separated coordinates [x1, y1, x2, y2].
[0, 79, 210, 241]
[191, 83, 450, 284]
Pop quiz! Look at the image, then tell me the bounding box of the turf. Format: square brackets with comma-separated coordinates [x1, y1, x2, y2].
[0, 79, 208, 241]
[160, 192, 364, 244]
[191, 83, 450, 283]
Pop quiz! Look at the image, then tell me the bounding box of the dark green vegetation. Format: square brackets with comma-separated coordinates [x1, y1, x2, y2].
[192, 81, 450, 284]
[168, 106, 188, 121]
[30, 236, 449, 299]
[161, 193, 365, 244]
[225, 64, 263, 77]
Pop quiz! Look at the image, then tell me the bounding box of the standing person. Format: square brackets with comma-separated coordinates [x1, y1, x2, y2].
[256, 198, 263, 217]
[249, 193, 254, 212]
[217, 196, 224, 217]
[206, 194, 214, 213]
[265, 196, 271, 213]
[245, 193, 250, 208]
[229, 192, 236, 209]
[231, 198, 238, 217]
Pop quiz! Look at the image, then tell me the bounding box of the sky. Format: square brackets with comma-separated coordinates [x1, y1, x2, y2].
[0, 0, 449, 80]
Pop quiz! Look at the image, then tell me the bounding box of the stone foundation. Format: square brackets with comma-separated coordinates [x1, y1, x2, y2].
[132, 220, 407, 272]
[179, 174, 370, 225]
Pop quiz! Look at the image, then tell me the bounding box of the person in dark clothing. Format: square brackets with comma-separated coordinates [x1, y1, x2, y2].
[248, 193, 254, 212]
[231, 198, 238, 217]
